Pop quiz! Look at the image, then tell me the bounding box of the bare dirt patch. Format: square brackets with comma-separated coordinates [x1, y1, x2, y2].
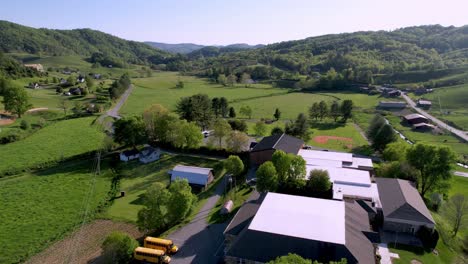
[0, 112, 15, 126]
[313, 135, 354, 148]
[25, 220, 142, 264]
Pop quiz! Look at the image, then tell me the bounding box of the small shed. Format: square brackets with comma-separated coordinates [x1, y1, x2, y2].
[170, 165, 214, 188]
[403, 113, 428, 125]
[120, 149, 140, 162]
[417, 99, 432, 109]
[220, 200, 234, 215]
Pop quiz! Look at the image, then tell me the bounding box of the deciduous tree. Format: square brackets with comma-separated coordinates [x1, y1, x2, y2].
[330, 101, 340, 122]
[340, 99, 353, 122]
[113, 116, 146, 147]
[272, 150, 293, 183]
[254, 121, 267, 136]
[318, 101, 328, 121]
[224, 155, 245, 178]
[101, 231, 138, 264]
[226, 130, 250, 153]
[2, 85, 31, 117]
[212, 119, 232, 148]
[167, 179, 196, 223]
[228, 107, 236, 118]
[256, 161, 279, 192]
[239, 105, 253, 119]
[307, 169, 331, 193]
[442, 194, 467, 237]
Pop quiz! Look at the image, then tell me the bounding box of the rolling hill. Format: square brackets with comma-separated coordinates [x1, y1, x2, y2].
[145, 41, 264, 54]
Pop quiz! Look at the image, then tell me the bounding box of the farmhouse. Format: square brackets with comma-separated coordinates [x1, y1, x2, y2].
[120, 149, 139, 162]
[376, 178, 435, 235]
[378, 101, 407, 109]
[250, 134, 304, 165]
[224, 193, 376, 264]
[139, 146, 160, 164]
[170, 165, 214, 188]
[24, 63, 44, 72]
[417, 99, 432, 109]
[402, 113, 428, 125]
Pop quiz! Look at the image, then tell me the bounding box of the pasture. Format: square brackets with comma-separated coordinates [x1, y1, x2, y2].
[121, 72, 380, 119]
[105, 153, 222, 222]
[0, 160, 111, 264]
[0, 117, 105, 175]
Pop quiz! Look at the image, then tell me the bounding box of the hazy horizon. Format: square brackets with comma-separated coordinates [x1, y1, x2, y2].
[1, 0, 468, 45]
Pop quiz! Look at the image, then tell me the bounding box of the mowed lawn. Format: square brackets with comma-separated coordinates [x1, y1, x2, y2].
[121, 72, 380, 119]
[0, 161, 110, 264]
[0, 117, 105, 174]
[105, 153, 222, 222]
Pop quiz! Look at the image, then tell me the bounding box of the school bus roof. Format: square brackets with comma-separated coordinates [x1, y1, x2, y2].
[145, 237, 173, 245]
[135, 246, 165, 255]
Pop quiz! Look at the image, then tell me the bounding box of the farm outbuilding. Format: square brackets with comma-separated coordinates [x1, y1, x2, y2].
[378, 101, 407, 109]
[221, 200, 234, 215]
[417, 99, 432, 109]
[402, 113, 428, 125]
[250, 134, 304, 165]
[120, 149, 140, 162]
[170, 165, 214, 188]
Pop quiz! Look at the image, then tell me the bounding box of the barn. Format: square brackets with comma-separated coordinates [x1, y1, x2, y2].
[170, 165, 214, 189]
[403, 113, 429, 125]
[249, 134, 304, 166]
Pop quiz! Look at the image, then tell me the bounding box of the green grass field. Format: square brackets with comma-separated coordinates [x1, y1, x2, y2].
[0, 117, 105, 175]
[0, 160, 111, 264]
[105, 153, 222, 222]
[121, 72, 380, 119]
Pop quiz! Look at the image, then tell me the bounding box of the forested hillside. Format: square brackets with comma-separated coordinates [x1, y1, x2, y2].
[0, 20, 172, 67]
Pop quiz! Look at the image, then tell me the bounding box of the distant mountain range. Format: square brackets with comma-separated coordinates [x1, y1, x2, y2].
[145, 42, 264, 54]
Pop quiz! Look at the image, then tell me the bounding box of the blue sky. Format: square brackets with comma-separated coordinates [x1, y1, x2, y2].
[1, 0, 468, 45]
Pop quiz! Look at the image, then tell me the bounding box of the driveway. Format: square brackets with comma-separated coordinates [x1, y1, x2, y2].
[97, 84, 133, 124]
[167, 176, 228, 264]
[401, 93, 468, 142]
[377, 243, 399, 264]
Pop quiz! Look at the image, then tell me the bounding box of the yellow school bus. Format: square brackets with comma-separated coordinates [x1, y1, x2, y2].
[144, 237, 178, 254]
[134, 247, 171, 263]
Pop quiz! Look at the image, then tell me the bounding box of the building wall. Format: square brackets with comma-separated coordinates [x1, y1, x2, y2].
[406, 117, 428, 124]
[250, 149, 276, 166]
[383, 219, 432, 234]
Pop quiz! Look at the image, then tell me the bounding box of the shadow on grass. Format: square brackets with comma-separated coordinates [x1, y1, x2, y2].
[310, 121, 346, 130]
[129, 193, 146, 205]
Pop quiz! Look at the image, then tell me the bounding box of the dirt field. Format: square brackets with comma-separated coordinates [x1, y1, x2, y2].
[25, 220, 142, 264]
[313, 135, 354, 148]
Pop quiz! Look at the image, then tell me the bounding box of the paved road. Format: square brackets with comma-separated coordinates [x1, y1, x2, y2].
[97, 84, 133, 123]
[401, 93, 468, 142]
[167, 176, 228, 264]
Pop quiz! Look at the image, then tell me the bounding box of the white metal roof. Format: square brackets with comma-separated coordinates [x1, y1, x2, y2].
[333, 183, 381, 208]
[298, 149, 353, 163]
[306, 165, 371, 186]
[248, 193, 346, 244]
[302, 157, 343, 167]
[172, 165, 212, 175]
[343, 157, 374, 169]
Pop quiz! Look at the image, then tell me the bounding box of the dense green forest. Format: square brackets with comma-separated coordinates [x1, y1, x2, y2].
[0, 20, 172, 67]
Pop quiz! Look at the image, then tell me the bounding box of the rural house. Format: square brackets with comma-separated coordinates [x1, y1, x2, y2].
[170, 165, 214, 189]
[378, 101, 407, 109]
[376, 178, 435, 235]
[138, 146, 160, 164]
[120, 149, 140, 162]
[250, 134, 304, 165]
[417, 99, 432, 109]
[402, 113, 429, 125]
[24, 63, 44, 72]
[224, 193, 376, 264]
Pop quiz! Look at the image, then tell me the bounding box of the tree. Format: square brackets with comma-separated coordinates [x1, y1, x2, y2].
[142, 104, 170, 142]
[371, 124, 396, 152]
[219, 97, 229, 117]
[271, 126, 284, 135]
[442, 194, 467, 237]
[224, 155, 244, 179]
[175, 93, 213, 129]
[228, 119, 247, 132]
[101, 231, 138, 264]
[307, 169, 331, 193]
[85, 75, 94, 89]
[288, 155, 306, 180]
[340, 100, 353, 122]
[137, 183, 171, 231]
[227, 74, 237, 86]
[66, 75, 75, 86]
[226, 131, 250, 153]
[406, 143, 456, 196]
[271, 150, 293, 183]
[268, 253, 312, 264]
[58, 98, 70, 116]
[256, 161, 279, 192]
[254, 121, 267, 137]
[113, 116, 146, 147]
[212, 119, 232, 148]
[228, 107, 236, 118]
[240, 72, 251, 85]
[318, 101, 328, 121]
[167, 179, 196, 223]
[289, 113, 310, 140]
[20, 120, 29, 130]
[376, 161, 420, 182]
[274, 108, 281, 121]
[212, 97, 220, 117]
[308, 102, 320, 121]
[239, 105, 253, 119]
[176, 80, 184, 88]
[367, 114, 386, 141]
[166, 119, 203, 149]
[330, 101, 340, 122]
[383, 142, 410, 162]
[2, 85, 31, 117]
[217, 74, 227, 86]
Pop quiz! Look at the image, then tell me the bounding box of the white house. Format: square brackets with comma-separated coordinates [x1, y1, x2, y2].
[120, 149, 139, 162]
[139, 146, 161, 164]
[170, 165, 214, 188]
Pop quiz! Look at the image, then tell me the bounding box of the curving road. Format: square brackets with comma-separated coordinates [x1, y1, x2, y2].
[401, 93, 468, 142]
